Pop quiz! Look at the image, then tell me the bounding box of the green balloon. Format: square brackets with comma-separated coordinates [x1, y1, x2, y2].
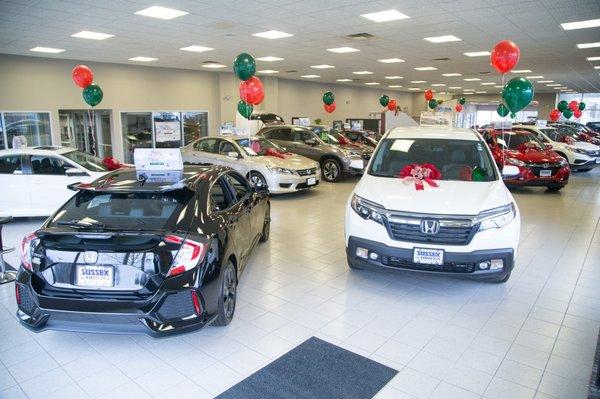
[233, 53, 256, 81]
[379, 95, 389, 107]
[237, 100, 253, 118]
[501, 77, 534, 114]
[428, 99, 438, 109]
[578, 102, 586, 111]
[557, 100, 568, 112]
[323, 91, 335, 105]
[458, 97, 466, 105]
[563, 109, 573, 119]
[82, 84, 103, 107]
[497, 103, 509, 117]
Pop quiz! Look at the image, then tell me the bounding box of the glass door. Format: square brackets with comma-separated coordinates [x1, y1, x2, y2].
[58, 110, 113, 158]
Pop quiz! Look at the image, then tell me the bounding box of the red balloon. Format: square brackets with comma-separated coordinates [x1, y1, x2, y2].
[324, 102, 336, 113]
[424, 90, 434, 101]
[239, 76, 265, 105]
[568, 100, 579, 111]
[72, 65, 93, 88]
[454, 104, 463, 112]
[387, 99, 397, 111]
[574, 109, 582, 118]
[490, 40, 520, 74]
[549, 108, 560, 122]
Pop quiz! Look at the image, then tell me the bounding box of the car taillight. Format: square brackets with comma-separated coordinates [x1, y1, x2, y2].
[15, 284, 21, 305]
[20, 232, 37, 271]
[191, 290, 202, 316]
[165, 235, 207, 277]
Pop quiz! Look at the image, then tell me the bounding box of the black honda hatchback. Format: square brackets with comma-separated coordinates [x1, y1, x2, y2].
[15, 165, 270, 335]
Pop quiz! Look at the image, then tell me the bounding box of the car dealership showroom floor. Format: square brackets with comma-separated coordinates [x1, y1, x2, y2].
[1, 170, 599, 399]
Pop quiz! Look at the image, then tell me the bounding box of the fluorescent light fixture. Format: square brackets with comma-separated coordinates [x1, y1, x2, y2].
[546, 83, 561, 86]
[475, 91, 487, 94]
[448, 86, 462, 89]
[361, 9, 410, 23]
[385, 76, 403, 79]
[180, 45, 214, 53]
[463, 78, 481, 81]
[526, 75, 544, 79]
[481, 82, 496, 85]
[135, 6, 188, 20]
[365, 82, 380, 85]
[537, 80, 553, 83]
[128, 56, 157, 62]
[256, 56, 284, 62]
[252, 30, 293, 39]
[336, 78, 353, 82]
[414, 66, 437, 71]
[577, 42, 600, 49]
[431, 83, 446, 86]
[352, 71, 373, 75]
[408, 87, 420, 90]
[424, 35, 461, 43]
[388, 85, 402, 88]
[511, 69, 532, 73]
[595, 66, 600, 69]
[442, 73, 462, 77]
[30, 46, 65, 53]
[257, 70, 278, 74]
[587, 56, 600, 61]
[310, 64, 335, 69]
[301, 75, 320, 78]
[410, 80, 426, 83]
[464, 51, 490, 57]
[327, 47, 359, 53]
[494, 85, 503, 88]
[561, 19, 600, 30]
[201, 63, 227, 68]
[378, 58, 404, 63]
[71, 31, 113, 40]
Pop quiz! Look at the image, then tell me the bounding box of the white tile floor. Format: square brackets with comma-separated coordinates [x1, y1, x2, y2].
[1, 170, 599, 399]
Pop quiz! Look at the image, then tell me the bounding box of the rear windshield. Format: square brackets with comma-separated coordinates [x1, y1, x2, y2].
[50, 190, 193, 231]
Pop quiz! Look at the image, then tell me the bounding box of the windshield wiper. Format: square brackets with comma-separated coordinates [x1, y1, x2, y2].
[57, 219, 105, 229]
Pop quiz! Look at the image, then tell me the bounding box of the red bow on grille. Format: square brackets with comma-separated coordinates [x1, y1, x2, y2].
[399, 163, 442, 190]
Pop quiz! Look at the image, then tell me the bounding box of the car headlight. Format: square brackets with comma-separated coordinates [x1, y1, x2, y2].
[505, 157, 525, 167]
[266, 166, 294, 174]
[350, 194, 384, 225]
[559, 158, 568, 167]
[573, 148, 587, 155]
[476, 203, 516, 232]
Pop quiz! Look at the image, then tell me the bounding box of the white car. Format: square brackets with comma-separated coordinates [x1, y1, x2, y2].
[0, 147, 110, 217]
[181, 136, 321, 194]
[345, 127, 521, 283]
[513, 125, 600, 172]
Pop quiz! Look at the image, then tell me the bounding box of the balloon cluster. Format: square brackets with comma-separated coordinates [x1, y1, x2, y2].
[233, 53, 264, 119]
[379, 94, 397, 111]
[323, 91, 336, 113]
[551, 100, 586, 121]
[455, 97, 466, 113]
[72, 65, 103, 107]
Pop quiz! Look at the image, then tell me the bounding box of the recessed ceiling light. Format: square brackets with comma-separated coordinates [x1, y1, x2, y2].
[408, 88, 420, 90]
[481, 82, 496, 85]
[431, 83, 446, 86]
[71, 31, 114, 40]
[365, 82, 380, 85]
[180, 45, 214, 53]
[388, 85, 402, 88]
[135, 6, 188, 20]
[257, 70, 278, 74]
[411, 80, 426, 83]
[546, 83, 561, 86]
[577, 42, 600, 49]
[378, 58, 404, 63]
[464, 51, 491, 57]
[537, 80, 554, 83]
[463, 78, 481, 81]
[595, 66, 600, 69]
[327, 47, 360, 53]
[587, 56, 600, 61]
[301, 75, 320, 78]
[129, 56, 157, 62]
[201, 63, 227, 68]
[256, 56, 284, 62]
[385, 76, 403, 79]
[30, 46, 65, 53]
[494, 85, 503, 88]
[414, 66, 437, 71]
[442, 73, 462, 77]
[360, 9, 410, 23]
[352, 71, 373, 75]
[526, 75, 544, 79]
[424, 35, 461, 43]
[252, 30, 293, 39]
[336, 79, 353, 82]
[475, 91, 487, 94]
[449, 86, 462, 89]
[561, 19, 600, 30]
[310, 64, 335, 69]
[511, 69, 532, 73]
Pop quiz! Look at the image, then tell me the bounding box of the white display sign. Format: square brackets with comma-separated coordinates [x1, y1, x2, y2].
[134, 148, 183, 170]
[419, 111, 453, 127]
[155, 121, 182, 143]
[493, 120, 513, 130]
[536, 119, 547, 128]
[293, 117, 310, 126]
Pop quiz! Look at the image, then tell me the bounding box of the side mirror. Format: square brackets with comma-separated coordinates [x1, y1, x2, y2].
[65, 167, 88, 177]
[227, 151, 239, 159]
[501, 165, 520, 178]
[304, 138, 316, 145]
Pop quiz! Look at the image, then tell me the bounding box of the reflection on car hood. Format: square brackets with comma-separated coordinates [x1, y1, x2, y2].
[355, 175, 510, 215]
[249, 153, 318, 169]
[506, 150, 563, 163]
[568, 141, 600, 151]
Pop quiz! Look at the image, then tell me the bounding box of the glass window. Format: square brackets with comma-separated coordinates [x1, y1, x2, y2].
[291, 128, 314, 142]
[30, 155, 70, 175]
[153, 112, 182, 149]
[224, 172, 250, 201]
[61, 150, 108, 172]
[265, 128, 291, 141]
[0, 116, 4, 149]
[121, 112, 152, 163]
[209, 179, 231, 212]
[496, 132, 545, 150]
[218, 140, 238, 156]
[4, 112, 51, 148]
[235, 137, 284, 156]
[193, 138, 217, 153]
[0, 155, 22, 174]
[183, 112, 208, 145]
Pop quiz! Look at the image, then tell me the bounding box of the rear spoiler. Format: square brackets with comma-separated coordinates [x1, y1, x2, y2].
[66, 180, 195, 193]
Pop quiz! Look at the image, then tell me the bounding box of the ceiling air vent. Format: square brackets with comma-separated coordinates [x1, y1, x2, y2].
[478, 71, 491, 75]
[346, 32, 374, 40]
[285, 70, 298, 73]
[432, 57, 450, 61]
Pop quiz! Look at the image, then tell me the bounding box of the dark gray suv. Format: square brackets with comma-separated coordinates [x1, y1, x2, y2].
[257, 125, 365, 182]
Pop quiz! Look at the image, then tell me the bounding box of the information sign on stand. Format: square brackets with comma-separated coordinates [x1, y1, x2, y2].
[419, 111, 453, 127]
[535, 119, 547, 128]
[133, 149, 184, 184]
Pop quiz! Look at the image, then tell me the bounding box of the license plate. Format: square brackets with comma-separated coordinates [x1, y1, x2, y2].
[76, 265, 114, 287]
[413, 248, 444, 265]
[307, 177, 316, 185]
[539, 169, 552, 177]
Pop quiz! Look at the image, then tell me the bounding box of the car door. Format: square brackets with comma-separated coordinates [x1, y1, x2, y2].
[215, 140, 248, 176]
[0, 154, 31, 217]
[222, 172, 254, 268]
[186, 138, 218, 165]
[290, 128, 320, 160]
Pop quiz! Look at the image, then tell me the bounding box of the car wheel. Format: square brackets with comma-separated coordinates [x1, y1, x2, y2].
[259, 203, 270, 243]
[489, 272, 511, 283]
[546, 185, 563, 192]
[213, 261, 237, 326]
[322, 158, 342, 182]
[248, 171, 267, 189]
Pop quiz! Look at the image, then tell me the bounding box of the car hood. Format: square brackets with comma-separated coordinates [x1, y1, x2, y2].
[249, 153, 318, 169]
[506, 149, 562, 163]
[560, 139, 600, 151]
[354, 175, 511, 215]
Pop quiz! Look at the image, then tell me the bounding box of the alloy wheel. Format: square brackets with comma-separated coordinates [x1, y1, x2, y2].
[323, 160, 339, 181]
[250, 172, 266, 188]
[223, 264, 237, 319]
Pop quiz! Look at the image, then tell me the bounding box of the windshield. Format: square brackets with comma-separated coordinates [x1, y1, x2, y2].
[497, 132, 545, 150]
[51, 190, 193, 230]
[540, 128, 565, 142]
[235, 137, 285, 156]
[553, 125, 581, 139]
[62, 151, 108, 172]
[369, 138, 497, 182]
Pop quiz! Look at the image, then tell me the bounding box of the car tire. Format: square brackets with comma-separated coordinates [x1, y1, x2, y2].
[490, 272, 511, 283]
[321, 158, 342, 182]
[546, 185, 563, 192]
[213, 260, 237, 327]
[248, 171, 267, 189]
[347, 255, 362, 270]
[259, 203, 270, 243]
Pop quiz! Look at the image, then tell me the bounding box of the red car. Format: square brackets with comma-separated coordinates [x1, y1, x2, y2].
[483, 129, 570, 191]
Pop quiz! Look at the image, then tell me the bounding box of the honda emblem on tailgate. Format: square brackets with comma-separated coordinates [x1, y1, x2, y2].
[83, 250, 98, 264]
[420, 220, 440, 235]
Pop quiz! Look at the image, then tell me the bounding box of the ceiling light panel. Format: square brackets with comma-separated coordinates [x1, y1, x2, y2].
[135, 6, 188, 20]
[253, 30, 293, 39]
[561, 19, 600, 30]
[414, 66, 437, 71]
[511, 69, 532, 73]
[408, 88, 420, 90]
[587, 56, 600, 61]
[449, 86, 462, 89]
[180, 45, 214, 52]
[352, 71, 373, 75]
[480, 82, 496, 85]
[129, 56, 157, 62]
[431, 83, 446, 86]
[463, 78, 481, 81]
[525, 76, 544, 79]
[327, 47, 359, 53]
[378, 58, 404, 63]
[258, 70, 278, 74]
[30, 46, 64, 53]
[310, 64, 335, 69]
[388, 85, 402, 88]
[442, 73, 462, 77]
[537, 80, 553, 83]
[365, 82, 380, 85]
[336, 79, 352, 82]
[201, 63, 226, 68]
[411, 80, 426, 83]
[464, 51, 490, 57]
[385, 76, 403, 79]
[71, 31, 113, 40]
[577, 42, 600, 49]
[301, 75, 320, 78]
[256, 56, 284, 61]
[361, 9, 410, 23]
[424, 35, 461, 43]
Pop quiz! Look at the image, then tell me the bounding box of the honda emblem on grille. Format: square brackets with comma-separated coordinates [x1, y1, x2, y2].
[542, 163, 549, 168]
[420, 220, 440, 235]
[83, 251, 98, 264]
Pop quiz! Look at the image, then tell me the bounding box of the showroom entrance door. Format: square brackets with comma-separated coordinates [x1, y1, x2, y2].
[59, 110, 113, 158]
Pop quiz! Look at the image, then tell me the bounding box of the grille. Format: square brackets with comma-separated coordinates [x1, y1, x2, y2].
[157, 291, 195, 321]
[382, 255, 475, 273]
[17, 285, 36, 314]
[527, 165, 561, 177]
[297, 167, 317, 176]
[386, 219, 476, 245]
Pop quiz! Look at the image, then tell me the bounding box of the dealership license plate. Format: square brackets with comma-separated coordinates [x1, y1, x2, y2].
[307, 177, 316, 185]
[539, 169, 552, 177]
[76, 265, 114, 287]
[413, 248, 444, 265]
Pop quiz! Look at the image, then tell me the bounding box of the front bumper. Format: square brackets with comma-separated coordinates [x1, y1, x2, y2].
[346, 236, 514, 280]
[570, 156, 600, 170]
[504, 166, 569, 187]
[342, 156, 367, 175]
[266, 172, 321, 194]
